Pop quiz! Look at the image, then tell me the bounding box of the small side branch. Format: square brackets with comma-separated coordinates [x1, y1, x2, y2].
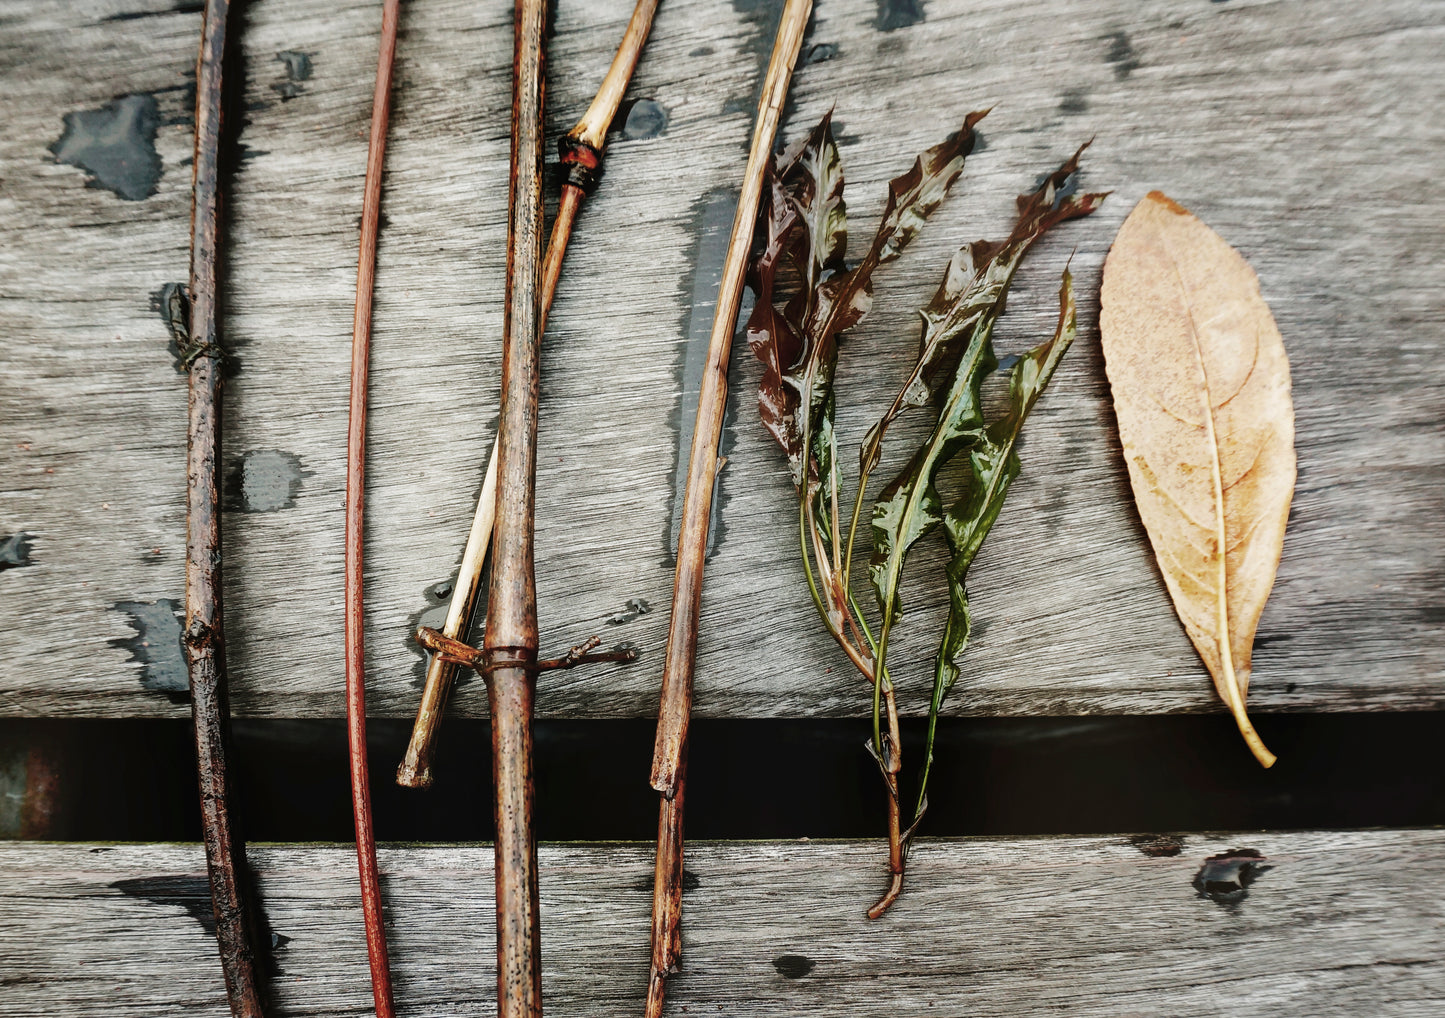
[414, 627, 638, 674]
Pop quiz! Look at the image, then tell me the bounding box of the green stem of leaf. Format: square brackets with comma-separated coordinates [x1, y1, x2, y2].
[797, 496, 831, 635]
[841, 465, 871, 595]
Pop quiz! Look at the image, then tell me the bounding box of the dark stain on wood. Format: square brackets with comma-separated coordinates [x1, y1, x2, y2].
[876, 0, 924, 31]
[666, 188, 740, 564]
[1104, 30, 1140, 79]
[224, 449, 307, 512]
[0, 533, 34, 571]
[1130, 833, 1185, 857]
[270, 50, 312, 101]
[49, 94, 163, 201]
[773, 954, 816, 979]
[1193, 847, 1271, 904]
[110, 600, 188, 702]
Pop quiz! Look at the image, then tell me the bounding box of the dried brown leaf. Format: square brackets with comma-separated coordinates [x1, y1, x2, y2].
[1100, 192, 1296, 768]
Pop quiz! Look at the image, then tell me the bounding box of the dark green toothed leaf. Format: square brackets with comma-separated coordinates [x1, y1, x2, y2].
[868, 148, 1105, 624]
[861, 143, 1104, 477]
[916, 269, 1079, 820]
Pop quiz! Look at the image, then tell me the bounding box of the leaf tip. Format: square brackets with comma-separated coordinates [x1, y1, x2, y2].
[1143, 189, 1191, 216]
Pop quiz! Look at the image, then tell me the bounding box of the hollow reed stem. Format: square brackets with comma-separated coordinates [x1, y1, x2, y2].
[397, 0, 661, 791]
[645, 2, 813, 1013]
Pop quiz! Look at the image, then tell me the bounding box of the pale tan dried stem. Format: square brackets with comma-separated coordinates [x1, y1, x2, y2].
[645, 1, 813, 1013]
[397, 1, 660, 790]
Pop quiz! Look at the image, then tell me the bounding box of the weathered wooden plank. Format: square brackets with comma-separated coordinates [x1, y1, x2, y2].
[0, 0, 1442, 719]
[1, 832, 1442, 1016]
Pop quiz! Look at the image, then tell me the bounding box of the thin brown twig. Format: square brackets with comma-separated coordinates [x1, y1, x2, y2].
[645, 2, 812, 1014]
[397, 0, 662, 790]
[413, 627, 638, 673]
[344, 1, 402, 1015]
[180, 2, 267, 1015]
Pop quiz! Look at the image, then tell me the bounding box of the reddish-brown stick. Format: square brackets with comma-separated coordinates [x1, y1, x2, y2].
[485, 0, 549, 1015]
[397, 0, 661, 790]
[180, 1, 267, 1015]
[645, 1, 812, 1014]
[344, 0, 402, 1015]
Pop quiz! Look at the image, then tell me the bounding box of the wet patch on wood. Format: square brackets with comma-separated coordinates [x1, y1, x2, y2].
[0, 533, 34, 571]
[665, 187, 743, 564]
[614, 98, 669, 141]
[1193, 847, 1271, 904]
[110, 600, 187, 702]
[1104, 30, 1140, 79]
[773, 953, 815, 979]
[224, 449, 307, 513]
[49, 94, 163, 201]
[876, 0, 925, 31]
[270, 50, 313, 101]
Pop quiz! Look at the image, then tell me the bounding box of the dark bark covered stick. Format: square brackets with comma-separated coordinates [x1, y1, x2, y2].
[397, 0, 661, 790]
[344, 1, 403, 1016]
[485, 0, 548, 1015]
[181, 1, 266, 1016]
[645, 1, 812, 1014]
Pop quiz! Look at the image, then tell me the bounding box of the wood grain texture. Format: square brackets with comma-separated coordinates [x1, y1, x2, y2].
[0, 0, 1442, 719]
[1, 832, 1442, 1016]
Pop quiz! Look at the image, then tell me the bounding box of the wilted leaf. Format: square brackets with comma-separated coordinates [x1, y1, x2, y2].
[1099, 192, 1295, 768]
[748, 112, 987, 500]
[862, 143, 1103, 477]
[917, 269, 1078, 815]
[869, 150, 1105, 624]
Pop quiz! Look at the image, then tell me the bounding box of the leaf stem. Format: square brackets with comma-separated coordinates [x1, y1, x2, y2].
[841, 465, 871, 592]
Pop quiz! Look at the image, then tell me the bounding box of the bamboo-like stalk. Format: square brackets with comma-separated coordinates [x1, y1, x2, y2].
[397, 0, 661, 790]
[181, 2, 267, 1016]
[344, 1, 402, 1016]
[486, 0, 549, 1014]
[645, 1, 812, 1013]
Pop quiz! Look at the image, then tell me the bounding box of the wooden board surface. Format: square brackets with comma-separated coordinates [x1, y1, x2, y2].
[2, 831, 1442, 1016]
[1, 0, 1442, 719]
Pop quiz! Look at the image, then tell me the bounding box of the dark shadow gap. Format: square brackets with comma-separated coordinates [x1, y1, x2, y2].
[2, 714, 1442, 841]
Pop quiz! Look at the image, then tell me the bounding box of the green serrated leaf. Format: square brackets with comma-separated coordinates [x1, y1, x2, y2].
[916, 269, 1078, 819]
[861, 143, 1104, 477]
[867, 149, 1104, 773]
